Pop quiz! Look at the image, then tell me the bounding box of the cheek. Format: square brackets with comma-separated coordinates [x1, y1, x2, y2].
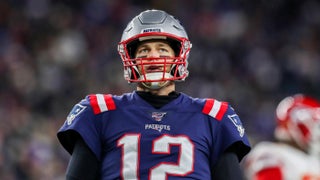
[165, 64, 172, 71]
[165, 58, 175, 67]
[137, 65, 144, 71]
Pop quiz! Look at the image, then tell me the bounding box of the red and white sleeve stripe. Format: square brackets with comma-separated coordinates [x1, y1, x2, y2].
[89, 94, 116, 114]
[202, 99, 228, 121]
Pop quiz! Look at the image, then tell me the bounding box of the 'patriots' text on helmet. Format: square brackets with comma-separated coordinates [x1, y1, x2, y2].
[117, 9, 192, 89]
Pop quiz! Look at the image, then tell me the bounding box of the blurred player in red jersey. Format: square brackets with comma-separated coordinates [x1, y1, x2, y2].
[57, 9, 251, 179]
[243, 94, 320, 180]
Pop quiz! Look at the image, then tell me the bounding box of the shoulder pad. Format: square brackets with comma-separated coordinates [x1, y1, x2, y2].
[88, 94, 116, 115]
[202, 98, 228, 121]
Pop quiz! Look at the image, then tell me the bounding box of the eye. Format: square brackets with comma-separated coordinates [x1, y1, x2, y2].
[136, 48, 149, 57]
[159, 48, 168, 53]
[137, 48, 148, 54]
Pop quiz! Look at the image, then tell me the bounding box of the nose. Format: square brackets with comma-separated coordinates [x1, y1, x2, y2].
[147, 49, 160, 58]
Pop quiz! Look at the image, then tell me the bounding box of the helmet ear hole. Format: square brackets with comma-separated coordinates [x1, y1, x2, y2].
[297, 123, 310, 143]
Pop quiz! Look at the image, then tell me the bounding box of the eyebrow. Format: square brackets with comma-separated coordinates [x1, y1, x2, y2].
[137, 42, 170, 49]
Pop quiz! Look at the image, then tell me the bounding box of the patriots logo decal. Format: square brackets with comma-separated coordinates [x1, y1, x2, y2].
[66, 104, 86, 125]
[228, 114, 245, 137]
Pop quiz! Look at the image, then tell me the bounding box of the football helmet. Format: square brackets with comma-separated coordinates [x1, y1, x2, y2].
[118, 9, 192, 89]
[275, 94, 320, 156]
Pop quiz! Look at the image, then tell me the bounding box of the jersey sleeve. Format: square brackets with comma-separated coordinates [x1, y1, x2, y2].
[57, 94, 116, 160]
[202, 99, 251, 163]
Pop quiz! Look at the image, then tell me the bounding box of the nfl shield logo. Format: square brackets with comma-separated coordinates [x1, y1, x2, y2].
[228, 114, 245, 137]
[151, 112, 167, 121]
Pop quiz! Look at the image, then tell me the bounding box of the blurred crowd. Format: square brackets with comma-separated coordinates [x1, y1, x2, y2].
[1, 0, 320, 179]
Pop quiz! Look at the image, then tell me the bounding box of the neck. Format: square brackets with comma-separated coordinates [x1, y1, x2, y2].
[136, 81, 175, 96]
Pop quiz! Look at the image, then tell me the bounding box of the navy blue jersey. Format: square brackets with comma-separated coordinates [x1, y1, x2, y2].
[57, 91, 250, 179]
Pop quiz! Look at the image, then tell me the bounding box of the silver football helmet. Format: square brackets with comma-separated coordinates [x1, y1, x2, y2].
[118, 9, 192, 89]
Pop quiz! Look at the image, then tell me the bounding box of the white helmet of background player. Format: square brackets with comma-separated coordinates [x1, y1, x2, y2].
[118, 9, 192, 89]
[275, 94, 320, 156]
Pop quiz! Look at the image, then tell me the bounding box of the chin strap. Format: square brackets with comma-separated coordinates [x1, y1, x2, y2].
[141, 81, 170, 90]
[140, 72, 172, 89]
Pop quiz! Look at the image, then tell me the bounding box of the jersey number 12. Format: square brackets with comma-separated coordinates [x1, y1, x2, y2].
[117, 134, 194, 180]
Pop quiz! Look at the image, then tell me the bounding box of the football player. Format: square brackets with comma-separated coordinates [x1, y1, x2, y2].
[243, 94, 320, 180]
[57, 9, 251, 179]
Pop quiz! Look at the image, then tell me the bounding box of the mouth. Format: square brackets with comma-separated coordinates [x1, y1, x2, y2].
[146, 65, 163, 73]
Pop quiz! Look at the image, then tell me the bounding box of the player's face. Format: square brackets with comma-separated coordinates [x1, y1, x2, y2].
[135, 41, 175, 75]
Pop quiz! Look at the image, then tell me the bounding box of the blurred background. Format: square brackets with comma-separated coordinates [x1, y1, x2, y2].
[1, 0, 320, 179]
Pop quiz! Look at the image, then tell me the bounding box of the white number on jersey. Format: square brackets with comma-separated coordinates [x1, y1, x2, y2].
[117, 134, 194, 180]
